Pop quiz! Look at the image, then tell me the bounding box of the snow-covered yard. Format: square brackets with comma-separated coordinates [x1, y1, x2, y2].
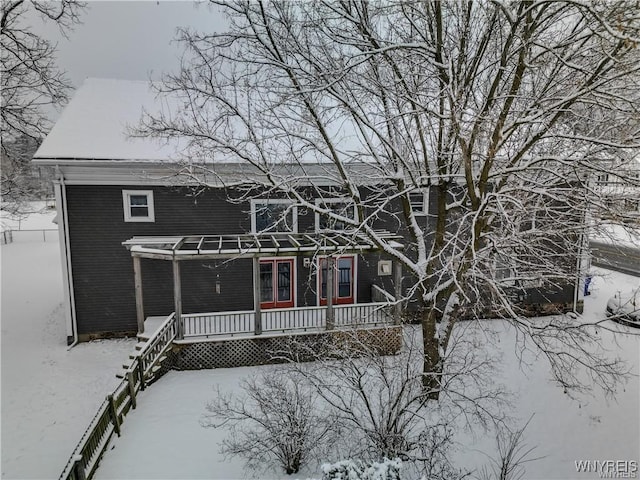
[0, 201, 57, 232]
[92, 270, 639, 480]
[1, 207, 638, 480]
[1, 207, 136, 480]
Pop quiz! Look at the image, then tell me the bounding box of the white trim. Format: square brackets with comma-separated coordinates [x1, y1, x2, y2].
[314, 198, 358, 232]
[55, 177, 79, 346]
[122, 190, 155, 222]
[54, 182, 74, 341]
[316, 254, 358, 305]
[409, 187, 430, 216]
[250, 199, 298, 233]
[258, 256, 297, 308]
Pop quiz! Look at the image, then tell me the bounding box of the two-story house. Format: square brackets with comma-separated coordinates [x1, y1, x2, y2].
[34, 78, 580, 346]
[34, 79, 413, 345]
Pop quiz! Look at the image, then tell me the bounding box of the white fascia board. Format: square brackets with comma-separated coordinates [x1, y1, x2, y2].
[33, 159, 388, 187]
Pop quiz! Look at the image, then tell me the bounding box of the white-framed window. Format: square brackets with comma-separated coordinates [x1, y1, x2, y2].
[595, 173, 609, 186]
[493, 254, 516, 286]
[625, 198, 640, 212]
[251, 199, 298, 233]
[409, 188, 429, 215]
[315, 198, 358, 232]
[122, 190, 155, 222]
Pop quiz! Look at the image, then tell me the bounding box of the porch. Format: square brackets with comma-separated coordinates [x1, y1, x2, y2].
[140, 300, 393, 342]
[124, 231, 405, 341]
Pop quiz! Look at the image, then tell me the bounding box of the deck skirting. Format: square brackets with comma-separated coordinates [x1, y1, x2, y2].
[162, 325, 402, 371]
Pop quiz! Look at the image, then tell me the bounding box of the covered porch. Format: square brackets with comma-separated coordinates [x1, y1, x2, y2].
[124, 231, 404, 340]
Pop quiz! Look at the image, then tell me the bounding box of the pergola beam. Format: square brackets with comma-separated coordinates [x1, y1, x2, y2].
[125, 231, 402, 259]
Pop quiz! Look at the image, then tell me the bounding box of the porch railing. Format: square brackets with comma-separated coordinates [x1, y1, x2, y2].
[181, 302, 393, 339]
[137, 313, 177, 376]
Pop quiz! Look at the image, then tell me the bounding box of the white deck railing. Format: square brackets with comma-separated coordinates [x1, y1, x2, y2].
[181, 302, 393, 339]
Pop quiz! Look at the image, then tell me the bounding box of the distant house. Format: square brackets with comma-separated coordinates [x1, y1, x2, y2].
[593, 157, 640, 222]
[34, 78, 579, 345]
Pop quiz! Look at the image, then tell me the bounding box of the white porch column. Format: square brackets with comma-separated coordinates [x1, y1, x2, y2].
[394, 260, 403, 324]
[173, 259, 183, 339]
[133, 255, 145, 334]
[253, 257, 262, 335]
[326, 256, 335, 330]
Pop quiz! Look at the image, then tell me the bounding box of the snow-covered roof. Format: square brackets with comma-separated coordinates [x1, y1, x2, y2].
[32, 78, 385, 186]
[34, 78, 184, 162]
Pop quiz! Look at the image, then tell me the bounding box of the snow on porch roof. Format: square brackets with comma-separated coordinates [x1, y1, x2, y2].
[123, 231, 403, 260]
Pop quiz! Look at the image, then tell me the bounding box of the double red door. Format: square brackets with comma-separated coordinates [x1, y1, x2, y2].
[259, 258, 294, 309]
[319, 256, 355, 305]
[259, 256, 355, 309]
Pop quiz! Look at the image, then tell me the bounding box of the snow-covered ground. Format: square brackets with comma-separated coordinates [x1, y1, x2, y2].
[1, 206, 638, 480]
[1, 230, 136, 479]
[92, 269, 640, 480]
[0, 200, 58, 232]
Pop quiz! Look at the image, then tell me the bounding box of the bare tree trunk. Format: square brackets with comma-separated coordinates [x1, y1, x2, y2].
[422, 306, 442, 399]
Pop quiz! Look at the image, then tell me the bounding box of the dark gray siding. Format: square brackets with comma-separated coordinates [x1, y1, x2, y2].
[66, 185, 252, 336]
[66, 183, 576, 337]
[66, 185, 401, 336]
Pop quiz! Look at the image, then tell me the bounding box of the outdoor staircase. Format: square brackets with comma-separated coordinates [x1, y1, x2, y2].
[115, 314, 177, 385]
[116, 339, 171, 384]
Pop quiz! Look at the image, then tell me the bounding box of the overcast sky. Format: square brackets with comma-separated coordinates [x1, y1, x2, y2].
[29, 1, 227, 120]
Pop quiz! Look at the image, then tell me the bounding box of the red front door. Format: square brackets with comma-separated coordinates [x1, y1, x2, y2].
[319, 256, 355, 305]
[260, 258, 295, 309]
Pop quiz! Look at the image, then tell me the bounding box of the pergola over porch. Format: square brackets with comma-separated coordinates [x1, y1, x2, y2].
[123, 231, 404, 339]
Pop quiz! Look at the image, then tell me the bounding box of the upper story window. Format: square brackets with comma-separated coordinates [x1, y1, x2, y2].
[251, 199, 297, 233]
[315, 198, 358, 232]
[625, 198, 640, 212]
[122, 190, 155, 222]
[493, 254, 516, 286]
[409, 188, 429, 215]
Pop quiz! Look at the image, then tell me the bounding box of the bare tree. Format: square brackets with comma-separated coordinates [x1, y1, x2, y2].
[140, 1, 640, 397]
[273, 326, 508, 480]
[202, 369, 336, 475]
[202, 326, 509, 478]
[1, 134, 41, 215]
[1, 0, 83, 211]
[476, 416, 542, 480]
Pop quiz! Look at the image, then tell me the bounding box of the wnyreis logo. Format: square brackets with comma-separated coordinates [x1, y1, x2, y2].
[575, 460, 638, 478]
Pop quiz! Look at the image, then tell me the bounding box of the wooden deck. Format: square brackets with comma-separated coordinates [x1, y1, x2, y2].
[140, 302, 394, 342]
